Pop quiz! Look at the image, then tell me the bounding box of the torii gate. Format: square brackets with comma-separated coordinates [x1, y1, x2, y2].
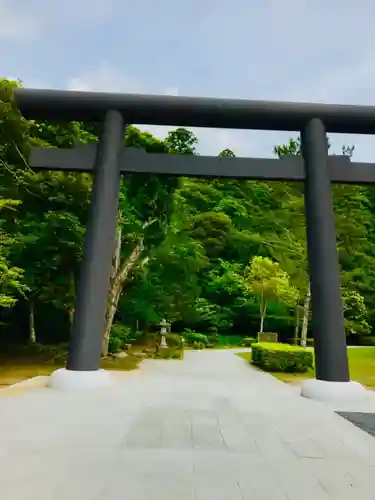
[15, 88, 375, 402]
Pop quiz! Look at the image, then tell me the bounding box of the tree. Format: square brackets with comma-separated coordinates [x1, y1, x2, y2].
[245, 256, 298, 333]
[0, 199, 28, 308]
[101, 127, 198, 355]
[342, 290, 371, 337]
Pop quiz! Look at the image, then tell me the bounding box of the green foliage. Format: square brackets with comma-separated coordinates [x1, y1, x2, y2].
[251, 342, 313, 373]
[28, 342, 69, 363]
[0, 198, 29, 307]
[243, 337, 256, 347]
[1, 75, 375, 356]
[166, 333, 184, 348]
[216, 334, 244, 346]
[184, 331, 209, 346]
[192, 341, 204, 350]
[108, 324, 132, 354]
[342, 290, 371, 336]
[155, 347, 183, 359]
[357, 336, 375, 346]
[207, 334, 220, 345]
[245, 256, 298, 332]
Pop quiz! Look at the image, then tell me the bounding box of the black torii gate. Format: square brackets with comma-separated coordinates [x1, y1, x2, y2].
[14, 88, 375, 399]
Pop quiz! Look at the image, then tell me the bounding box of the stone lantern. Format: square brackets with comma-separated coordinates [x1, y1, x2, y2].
[158, 318, 170, 349]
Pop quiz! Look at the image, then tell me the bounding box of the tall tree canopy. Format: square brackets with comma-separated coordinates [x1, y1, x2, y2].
[1, 77, 374, 351]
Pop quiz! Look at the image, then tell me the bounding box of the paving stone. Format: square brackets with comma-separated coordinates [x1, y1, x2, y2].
[1, 349, 375, 499]
[337, 411, 375, 438]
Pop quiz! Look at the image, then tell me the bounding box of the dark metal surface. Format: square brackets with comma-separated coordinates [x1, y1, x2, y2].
[302, 118, 350, 382]
[337, 412, 375, 438]
[29, 146, 375, 184]
[66, 110, 125, 371]
[14, 87, 375, 134]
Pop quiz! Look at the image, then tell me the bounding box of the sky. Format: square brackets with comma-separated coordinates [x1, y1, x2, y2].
[2, 0, 375, 160]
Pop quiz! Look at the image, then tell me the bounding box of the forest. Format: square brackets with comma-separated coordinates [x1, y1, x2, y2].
[1, 77, 375, 361]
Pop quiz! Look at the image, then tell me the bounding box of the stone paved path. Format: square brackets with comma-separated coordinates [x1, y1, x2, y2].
[1, 349, 375, 499]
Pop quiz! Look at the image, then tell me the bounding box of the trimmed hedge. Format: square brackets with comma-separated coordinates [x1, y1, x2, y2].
[251, 342, 313, 373]
[184, 332, 209, 346]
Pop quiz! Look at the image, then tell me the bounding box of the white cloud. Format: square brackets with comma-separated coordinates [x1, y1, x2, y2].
[9, 0, 375, 159]
[67, 63, 142, 94]
[64, 63, 247, 155]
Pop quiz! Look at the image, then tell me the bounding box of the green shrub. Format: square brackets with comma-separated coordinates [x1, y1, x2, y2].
[137, 332, 159, 346]
[155, 347, 183, 359]
[207, 335, 219, 345]
[108, 337, 123, 354]
[206, 343, 215, 349]
[109, 324, 132, 354]
[31, 343, 68, 363]
[357, 336, 375, 346]
[172, 349, 183, 359]
[243, 337, 256, 347]
[186, 332, 209, 346]
[217, 335, 244, 346]
[251, 342, 313, 373]
[166, 333, 184, 348]
[192, 341, 203, 349]
[257, 332, 278, 343]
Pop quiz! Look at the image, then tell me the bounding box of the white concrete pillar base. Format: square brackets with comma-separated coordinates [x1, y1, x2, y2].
[301, 378, 368, 403]
[48, 368, 116, 391]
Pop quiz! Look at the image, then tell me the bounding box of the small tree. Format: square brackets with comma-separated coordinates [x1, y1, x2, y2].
[342, 290, 371, 337]
[0, 199, 28, 308]
[245, 256, 298, 333]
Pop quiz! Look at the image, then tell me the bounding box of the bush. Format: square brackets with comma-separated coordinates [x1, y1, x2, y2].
[30, 343, 68, 363]
[108, 324, 132, 354]
[185, 332, 209, 346]
[206, 343, 215, 349]
[207, 335, 219, 345]
[251, 342, 313, 373]
[166, 333, 184, 348]
[217, 335, 244, 346]
[108, 337, 122, 354]
[243, 337, 256, 347]
[155, 347, 183, 359]
[356, 336, 375, 346]
[192, 341, 204, 349]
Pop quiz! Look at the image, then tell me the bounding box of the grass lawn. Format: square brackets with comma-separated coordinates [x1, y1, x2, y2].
[0, 352, 142, 388]
[237, 347, 375, 389]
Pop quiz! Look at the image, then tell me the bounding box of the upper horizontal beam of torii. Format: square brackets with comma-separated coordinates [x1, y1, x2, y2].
[14, 87, 375, 134]
[30, 146, 375, 184]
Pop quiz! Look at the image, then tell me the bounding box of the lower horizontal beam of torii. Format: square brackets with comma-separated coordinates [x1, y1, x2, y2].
[29, 145, 375, 184]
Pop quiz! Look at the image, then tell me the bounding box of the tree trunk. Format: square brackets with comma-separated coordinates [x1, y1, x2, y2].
[300, 285, 311, 347]
[259, 295, 267, 333]
[68, 308, 75, 328]
[101, 216, 156, 357]
[29, 301, 36, 344]
[294, 305, 300, 345]
[101, 234, 145, 356]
